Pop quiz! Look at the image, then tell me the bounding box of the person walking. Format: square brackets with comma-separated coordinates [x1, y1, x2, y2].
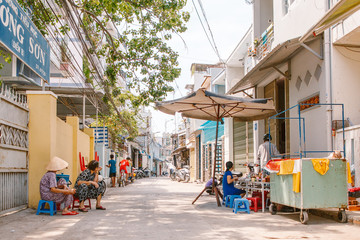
[106, 154, 117, 187]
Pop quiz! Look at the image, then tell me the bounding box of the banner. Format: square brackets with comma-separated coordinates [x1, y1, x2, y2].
[0, 0, 50, 82]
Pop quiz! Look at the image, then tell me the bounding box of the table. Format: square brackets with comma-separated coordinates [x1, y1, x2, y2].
[235, 179, 270, 213]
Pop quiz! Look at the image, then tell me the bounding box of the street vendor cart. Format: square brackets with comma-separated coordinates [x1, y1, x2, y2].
[267, 103, 348, 224]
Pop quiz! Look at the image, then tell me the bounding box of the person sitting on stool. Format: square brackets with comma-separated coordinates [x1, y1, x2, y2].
[223, 161, 245, 198]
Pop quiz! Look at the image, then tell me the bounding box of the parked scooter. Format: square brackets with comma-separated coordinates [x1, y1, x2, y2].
[175, 165, 190, 183]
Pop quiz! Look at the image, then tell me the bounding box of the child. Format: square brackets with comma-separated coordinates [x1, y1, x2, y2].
[106, 154, 117, 187]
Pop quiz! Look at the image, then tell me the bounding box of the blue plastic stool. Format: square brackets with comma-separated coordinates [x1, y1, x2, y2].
[36, 200, 57, 216]
[225, 195, 243, 208]
[233, 198, 250, 214]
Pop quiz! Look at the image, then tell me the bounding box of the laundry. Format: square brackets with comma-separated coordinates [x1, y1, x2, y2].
[278, 159, 295, 175]
[293, 172, 301, 193]
[311, 159, 330, 175]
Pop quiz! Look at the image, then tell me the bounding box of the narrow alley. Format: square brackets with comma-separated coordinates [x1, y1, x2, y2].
[0, 178, 359, 240]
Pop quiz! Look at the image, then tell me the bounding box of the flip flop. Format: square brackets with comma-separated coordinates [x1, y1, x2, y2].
[79, 208, 88, 212]
[62, 211, 78, 215]
[71, 211, 79, 215]
[96, 206, 106, 210]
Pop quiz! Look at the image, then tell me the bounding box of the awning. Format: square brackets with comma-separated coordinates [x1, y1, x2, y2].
[153, 157, 164, 162]
[227, 37, 302, 94]
[16, 85, 108, 118]
[300, 0, 360, 42]
[171, 146, 188, 155]
[200, 120, 224, 144]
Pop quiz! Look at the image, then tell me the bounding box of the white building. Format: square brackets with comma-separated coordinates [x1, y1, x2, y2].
[224, 0, 360, 187]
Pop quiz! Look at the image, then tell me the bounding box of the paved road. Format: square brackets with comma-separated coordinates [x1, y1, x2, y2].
[1, 177, 360, 240]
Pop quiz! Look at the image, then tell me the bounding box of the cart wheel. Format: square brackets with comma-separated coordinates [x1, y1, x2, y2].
[269, 203, 277, 215]
[300, 211, 309, 224]
[338, 210, 347, 223]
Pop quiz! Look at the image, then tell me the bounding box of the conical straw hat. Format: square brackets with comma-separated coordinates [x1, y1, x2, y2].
[46, 156, 68, 171]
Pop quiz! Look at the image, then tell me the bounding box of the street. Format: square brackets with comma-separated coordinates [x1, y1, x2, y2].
[1, 177, 360, 240]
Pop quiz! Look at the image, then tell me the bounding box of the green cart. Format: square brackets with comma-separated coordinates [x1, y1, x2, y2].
[269, 158, 348, 224]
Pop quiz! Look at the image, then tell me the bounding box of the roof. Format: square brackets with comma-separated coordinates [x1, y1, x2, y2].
[300, 0, 360, 42]
[227, 37, 302, 94]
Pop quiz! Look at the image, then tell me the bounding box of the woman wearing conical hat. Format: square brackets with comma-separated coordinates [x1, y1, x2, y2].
[39, 156, 78, 215]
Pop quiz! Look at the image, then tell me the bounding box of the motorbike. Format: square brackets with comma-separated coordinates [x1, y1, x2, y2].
[134, 168, 146, 179]
[143, 167, 151, 177]
[175, 165, 190, 183]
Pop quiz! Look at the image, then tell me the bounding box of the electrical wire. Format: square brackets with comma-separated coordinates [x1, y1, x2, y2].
[197, 0, 223, 62]
[191, 0, 219, 59]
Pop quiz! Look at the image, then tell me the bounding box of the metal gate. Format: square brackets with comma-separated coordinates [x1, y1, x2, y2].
[0, 86, 29, 214]
[233, 121, 254, 172]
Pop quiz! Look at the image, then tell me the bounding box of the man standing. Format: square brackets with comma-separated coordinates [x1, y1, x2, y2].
[257, 134, 280, 173]
[106, 154, 117, 187]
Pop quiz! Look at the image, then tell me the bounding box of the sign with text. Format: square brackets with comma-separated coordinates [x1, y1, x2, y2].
[0, 0, 50, 82]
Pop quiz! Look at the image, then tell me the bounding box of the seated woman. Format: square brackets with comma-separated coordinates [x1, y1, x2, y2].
[40, 156, 77, 215]
[74, 160, 106, 212]
[223, 161, 246, 198]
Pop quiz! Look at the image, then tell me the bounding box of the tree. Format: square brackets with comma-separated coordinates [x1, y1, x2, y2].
[18, 0, 189, 143]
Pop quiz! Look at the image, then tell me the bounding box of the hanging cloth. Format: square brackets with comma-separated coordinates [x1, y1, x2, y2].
[278, 160, 295, 175]
[311, 159, 329, 175]
[293, 172, 301, 193]
[347, 162, 352, 184]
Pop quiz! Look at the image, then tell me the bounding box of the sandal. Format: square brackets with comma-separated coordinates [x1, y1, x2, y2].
[62, 211, 78, 215]
[78, 208, 88, 212]
[96, 206, 106, 210]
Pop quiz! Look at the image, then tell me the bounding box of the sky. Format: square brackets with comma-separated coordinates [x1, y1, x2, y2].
[151, 0, 253, 136]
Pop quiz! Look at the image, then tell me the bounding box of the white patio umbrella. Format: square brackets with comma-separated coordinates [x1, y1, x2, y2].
[155, 88, 276, 206]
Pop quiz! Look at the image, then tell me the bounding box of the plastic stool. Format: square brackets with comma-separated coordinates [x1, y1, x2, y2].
[225, 195, 243, 208]
[246, 197, 262, 212]
[72, 197, 91, 209]
[233, 198, 250, 214]
[36, 200, 57, 216]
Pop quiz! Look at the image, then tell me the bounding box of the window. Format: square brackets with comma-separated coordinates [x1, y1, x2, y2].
[283, 0, 295, 15]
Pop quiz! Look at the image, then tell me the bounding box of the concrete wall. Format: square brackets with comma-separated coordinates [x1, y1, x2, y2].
[288, 39, 327, 157]
[55, 118, 73, 177]
[27, 92, 93, 208]
[331, 46, 360, 126]
[226, 67, 244, 92]
[335, 125, 360, 188]
[273, 1, 326, 45]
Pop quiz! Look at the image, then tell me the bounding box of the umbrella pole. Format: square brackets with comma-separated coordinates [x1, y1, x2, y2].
[192, 106, 222, 206]
[212, 109, 221, 207]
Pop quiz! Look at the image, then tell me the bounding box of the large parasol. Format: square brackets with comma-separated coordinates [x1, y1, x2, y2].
[155, 88, 276, 206]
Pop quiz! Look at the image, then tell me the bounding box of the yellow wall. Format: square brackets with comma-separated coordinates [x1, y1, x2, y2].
[83, 128, 95, 160]
[189, 148, 196, 182]
[55, 117, 73, 177]
[78, 130, 90, 165]
[27, 92, 93, 208]
[27, 91, 57, 209]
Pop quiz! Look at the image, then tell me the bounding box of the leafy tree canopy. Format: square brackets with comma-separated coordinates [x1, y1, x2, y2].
[18, 0, 189, 145]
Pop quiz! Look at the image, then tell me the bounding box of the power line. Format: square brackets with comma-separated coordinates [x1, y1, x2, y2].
[197, 0, 222, 62]
[191, 0, 218, 59]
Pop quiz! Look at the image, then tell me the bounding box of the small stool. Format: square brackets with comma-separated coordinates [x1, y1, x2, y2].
[225, 195, 243, 208]
[247, 197, 262, 212]
[72, 197, 91, 209]
[233, 198, 250, 214]
[36, 200, 57, 216]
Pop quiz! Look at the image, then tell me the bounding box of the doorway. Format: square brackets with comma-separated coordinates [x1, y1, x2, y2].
[264, 78, 286, 154]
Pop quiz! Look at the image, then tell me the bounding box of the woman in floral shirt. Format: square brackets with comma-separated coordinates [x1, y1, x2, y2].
[75, 160, 106, 212]
[40, 156, 77, 215]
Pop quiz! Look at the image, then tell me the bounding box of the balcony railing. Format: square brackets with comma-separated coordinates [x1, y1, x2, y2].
[248, 24, 274, 62]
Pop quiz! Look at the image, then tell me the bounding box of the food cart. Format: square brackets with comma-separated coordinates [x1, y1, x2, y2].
[268, 103, 348, 224]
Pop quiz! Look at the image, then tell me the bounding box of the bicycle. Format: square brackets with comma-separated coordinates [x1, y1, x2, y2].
[118, 170, 126, 187]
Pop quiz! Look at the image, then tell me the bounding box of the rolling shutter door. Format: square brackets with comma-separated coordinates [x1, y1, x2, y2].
[233, 121, 254, 172]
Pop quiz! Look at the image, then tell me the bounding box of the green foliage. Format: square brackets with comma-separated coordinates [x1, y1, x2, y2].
[17, 0, 189, 147]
